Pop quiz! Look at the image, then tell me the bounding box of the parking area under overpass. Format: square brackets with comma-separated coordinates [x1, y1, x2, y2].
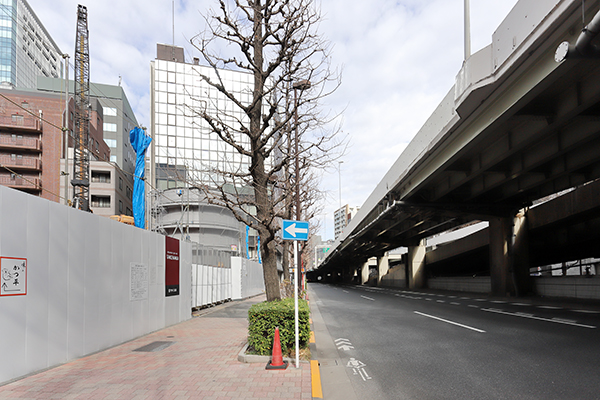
[315, 0, 600, 298]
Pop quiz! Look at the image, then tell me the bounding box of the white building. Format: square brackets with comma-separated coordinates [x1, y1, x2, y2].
[334, 204, 360, 239]
[149, 44, 273, 260]
[150, 44, 265, 191]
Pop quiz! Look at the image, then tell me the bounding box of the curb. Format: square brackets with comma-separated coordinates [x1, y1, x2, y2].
[237, 342, 300, 364]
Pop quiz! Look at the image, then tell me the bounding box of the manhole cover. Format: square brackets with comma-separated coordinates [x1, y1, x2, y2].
[133, 341, 174, 352]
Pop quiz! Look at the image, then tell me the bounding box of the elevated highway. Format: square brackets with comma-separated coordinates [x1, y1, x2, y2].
[317, 0, 600, 297]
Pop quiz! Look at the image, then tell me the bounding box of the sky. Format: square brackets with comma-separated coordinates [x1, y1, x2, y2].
[28, 0, 519, 240]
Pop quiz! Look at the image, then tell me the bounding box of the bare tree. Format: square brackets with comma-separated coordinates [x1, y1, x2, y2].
[188, 0, 343, 301]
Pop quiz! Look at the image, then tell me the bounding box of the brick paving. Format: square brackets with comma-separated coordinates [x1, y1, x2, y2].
[0, 295, 312, 400]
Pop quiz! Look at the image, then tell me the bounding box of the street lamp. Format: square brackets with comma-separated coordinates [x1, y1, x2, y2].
[293, 79, 311, 221]
[292, 79, 310, 369]
[338, 160, 343, 209]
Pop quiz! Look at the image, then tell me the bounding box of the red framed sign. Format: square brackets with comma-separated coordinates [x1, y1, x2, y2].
[1, 257, 27, 296]
[165, 236, 180, 297]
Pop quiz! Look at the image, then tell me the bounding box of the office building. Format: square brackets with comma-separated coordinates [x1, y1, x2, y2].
[334, 204, 360, 239]
[0, 0, 63, 89]
[149, 43, 275, 257]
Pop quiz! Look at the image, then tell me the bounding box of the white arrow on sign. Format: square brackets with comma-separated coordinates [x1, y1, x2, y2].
[284, 222, 308, 238]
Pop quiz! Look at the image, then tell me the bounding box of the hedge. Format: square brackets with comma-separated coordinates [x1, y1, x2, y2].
[248, 298, 310, 356]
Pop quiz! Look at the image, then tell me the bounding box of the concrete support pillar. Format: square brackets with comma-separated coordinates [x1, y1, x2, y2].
[407, 240, 426, 289]
[512, 210, 532, 296]
[377, 253, 389, 285]
[361, 260, 369, 285]
[489, 217, 511, 296]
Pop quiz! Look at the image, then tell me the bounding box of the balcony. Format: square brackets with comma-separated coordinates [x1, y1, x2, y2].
[0, 115, 42, 132]
[0, 174, 41, 191]
[0, 154, 42, 171]
[0, 135, 42, 152]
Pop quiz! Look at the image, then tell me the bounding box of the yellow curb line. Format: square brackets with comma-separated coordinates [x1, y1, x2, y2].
[309, 331, 315, 343]
[310, 359, 323, 398]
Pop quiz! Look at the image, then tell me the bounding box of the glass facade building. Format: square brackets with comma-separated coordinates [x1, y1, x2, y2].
[0, 0, 62, 89]
[150, 46, 271, 191]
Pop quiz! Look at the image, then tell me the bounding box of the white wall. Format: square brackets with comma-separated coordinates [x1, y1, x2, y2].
[0, 186, 192, 385]
[535, 277, 600, 300]
[231, 257, 265, 299]
[192, 265, 232, 307]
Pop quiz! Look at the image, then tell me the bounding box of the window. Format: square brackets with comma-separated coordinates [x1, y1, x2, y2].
[110, 155, 117, 163]
[126, 186, 131, 199]
[119, 200, 123, 213]
[104, 107, 117, 116]
[91, 170, 111, 183]
[91, 195, 110, 208]
[103, 122, 117, 132]
[104, 138, 117, 148]
[119, 177, 123, 190]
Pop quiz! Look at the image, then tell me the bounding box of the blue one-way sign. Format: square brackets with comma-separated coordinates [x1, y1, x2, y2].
[282, 220, 309, 241]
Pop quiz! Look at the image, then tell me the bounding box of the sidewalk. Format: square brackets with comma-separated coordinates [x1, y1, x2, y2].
[0, 295, 312, 400]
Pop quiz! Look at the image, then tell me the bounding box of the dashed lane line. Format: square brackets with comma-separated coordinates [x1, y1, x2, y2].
[414, 311, 486, 333]
[482, 308, 596, 329]
[360, 295, 375, 301]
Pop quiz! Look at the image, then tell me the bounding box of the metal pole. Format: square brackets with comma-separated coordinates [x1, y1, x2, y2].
[338, 161, 343, 209]
[294, 240, 299, 368]
[464, 0, 471, 60]
[294, 87, 300, 221]
[63, 54, 69, 205]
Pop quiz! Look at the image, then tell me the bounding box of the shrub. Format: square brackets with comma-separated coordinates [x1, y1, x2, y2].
[248, 298, 310, 356]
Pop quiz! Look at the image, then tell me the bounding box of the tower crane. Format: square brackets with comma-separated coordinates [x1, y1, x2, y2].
[71, 4, 91, 211]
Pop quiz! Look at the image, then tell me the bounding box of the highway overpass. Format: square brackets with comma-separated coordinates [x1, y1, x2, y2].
[316, 0, 600, 298]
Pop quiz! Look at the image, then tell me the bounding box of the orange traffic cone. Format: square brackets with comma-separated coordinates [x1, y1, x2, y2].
[266, 327, 288, 370]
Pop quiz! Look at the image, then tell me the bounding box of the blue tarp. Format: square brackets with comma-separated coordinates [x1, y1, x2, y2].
[129, 127, 152, 229]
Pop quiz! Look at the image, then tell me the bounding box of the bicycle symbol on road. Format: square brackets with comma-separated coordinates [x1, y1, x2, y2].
[347, 357, 372, 381]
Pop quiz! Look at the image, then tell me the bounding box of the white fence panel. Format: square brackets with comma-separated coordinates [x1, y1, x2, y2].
[0, 186, 192, 385]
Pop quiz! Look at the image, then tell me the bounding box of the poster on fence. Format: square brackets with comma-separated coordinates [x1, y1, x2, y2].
[165, 236, 180, 297]
[130, 263, 148, 301]
[1, 257, 27, 296]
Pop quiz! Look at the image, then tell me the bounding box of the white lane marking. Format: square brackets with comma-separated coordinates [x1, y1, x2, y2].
[436, 300, 446, 303]
[450, 302, 461, 306]
[343, 290, 349, 293]
[468, 305, 480, 308]
[425, 298, 432, 301]
[395, 294, 400, 296]
[573, 309, 600, 314]
[414, 311, 486, 333]
[460, 297, 471, 300]
[360, 295, 375, 301]
[482, 308, 596, 329]
[491, 300, 507, 304]
[537, 305, 562, 310]
[511, 303, 530, 306]
[552, 317, 578, 324]
[475, 299, 486, 302]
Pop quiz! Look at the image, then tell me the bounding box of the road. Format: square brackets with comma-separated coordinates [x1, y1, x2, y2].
[309, 283, 600, 400]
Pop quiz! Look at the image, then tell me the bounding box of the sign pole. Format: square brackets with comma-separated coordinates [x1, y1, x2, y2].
[294, 240, 299, 368]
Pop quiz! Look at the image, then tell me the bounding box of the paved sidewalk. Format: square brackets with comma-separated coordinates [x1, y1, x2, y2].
[0, 295, 312, 400]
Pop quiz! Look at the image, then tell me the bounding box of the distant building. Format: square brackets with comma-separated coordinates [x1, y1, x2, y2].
[38, 78, 138, 216]
[334, 204, 360, 239]
[149, 43, 273, 258]
[37, 77, 137, 180]
[0, 0, 63, 89]
[0, 88, 66, 201]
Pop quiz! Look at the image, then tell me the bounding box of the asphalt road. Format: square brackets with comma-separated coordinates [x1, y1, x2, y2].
[309, 283, 600, 400]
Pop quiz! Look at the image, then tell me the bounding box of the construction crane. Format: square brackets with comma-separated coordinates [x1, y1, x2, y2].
[71, 4, 91, 211]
